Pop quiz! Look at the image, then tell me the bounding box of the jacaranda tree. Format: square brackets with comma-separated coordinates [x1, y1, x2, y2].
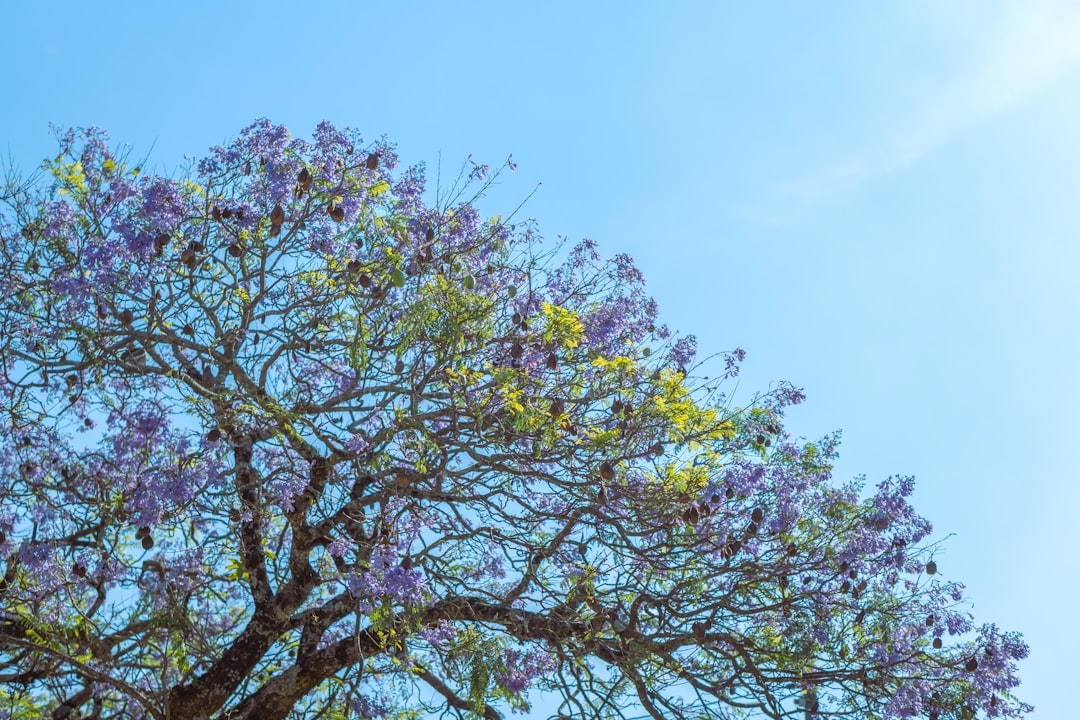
[0, 122, 1028, 720]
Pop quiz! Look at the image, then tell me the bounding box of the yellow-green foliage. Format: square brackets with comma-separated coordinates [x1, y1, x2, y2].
[539, 302, 584, 351]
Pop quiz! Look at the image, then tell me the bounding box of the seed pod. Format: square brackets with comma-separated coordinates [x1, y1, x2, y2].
[366, 153, 379, 170]
[394, 359, 405, 374]
[509, 342, 524, 359]
[546, 352, 558, 370]
[926, 561, 937, 575]
[358, 273, 372, 288]
[298, 167, 312, 190]
[549, 398, 565, 418]
[933, 637, 943, 649]
[141, 535, 154, 550]
[965, 657, 978, 672]
[270, 204, 285, 225]
[926, 614, 935, 627]
[682, 504, 700, 525]
[227, 243, 242, 257]
[751, 507, 763, 524]
[425, 227, 435, 242]
[207, 428, 222, 442]
[72, 563, 86, 578]
[328, 204, 345, 222]
[119, 309, 134, 325]
[599, 461, 615, 482]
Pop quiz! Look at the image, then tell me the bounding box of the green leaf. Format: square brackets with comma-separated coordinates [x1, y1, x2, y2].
[391, 268, 407, 288]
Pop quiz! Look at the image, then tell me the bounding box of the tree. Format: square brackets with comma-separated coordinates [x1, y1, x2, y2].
[0, 121, 1028, 720]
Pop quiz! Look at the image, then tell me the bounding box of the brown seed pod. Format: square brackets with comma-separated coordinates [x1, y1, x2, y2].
[965, 657, 979, 672]
[153, 233, 170, 255]
[546, 352, 558, 370]
[682, 505, 700, 525]
[394, 359, 405, 374]
[509, 342, 524, 359]
[549, 399, 565, 418]
[207, 428, 222, 442]
[599, 461, 615, 482]
[328, 204, 346, 222]
[751, 507, 764, 524]
[926, 614, 935, 627]
[119, 309, 134, 325]
[141, 535, 154, 550]
[598, 485, 609, 505]
[73, 563, 86, 578]
[933, 637, 943, 649]
[270, 204, 285, 225]
[298, 167, 312, 190]
[425, 227, 435, 242]
[347, 259, 362, 273]
[182, 324, 194, 336]
[366, 153, 379, 170]
[722, 539, 741, 559]
[227, 243, 242, 257]
[269, 223, 282, 238]
[926, 561, 937, 575]
[358, 273, 372, 288]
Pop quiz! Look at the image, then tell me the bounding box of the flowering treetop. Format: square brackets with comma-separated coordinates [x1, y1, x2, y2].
[0, 121, 1028, 719]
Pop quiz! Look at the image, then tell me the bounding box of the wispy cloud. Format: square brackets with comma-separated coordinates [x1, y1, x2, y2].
[784, 0, 1080, 202]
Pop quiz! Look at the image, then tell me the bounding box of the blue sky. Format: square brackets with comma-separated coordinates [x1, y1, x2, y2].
[2, 1, 1076, 716]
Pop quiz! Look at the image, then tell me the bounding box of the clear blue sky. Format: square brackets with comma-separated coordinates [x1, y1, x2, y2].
[2, 1, 1075, 716]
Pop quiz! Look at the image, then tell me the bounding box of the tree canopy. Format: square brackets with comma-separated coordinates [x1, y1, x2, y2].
[0, 122, 1029, 720]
